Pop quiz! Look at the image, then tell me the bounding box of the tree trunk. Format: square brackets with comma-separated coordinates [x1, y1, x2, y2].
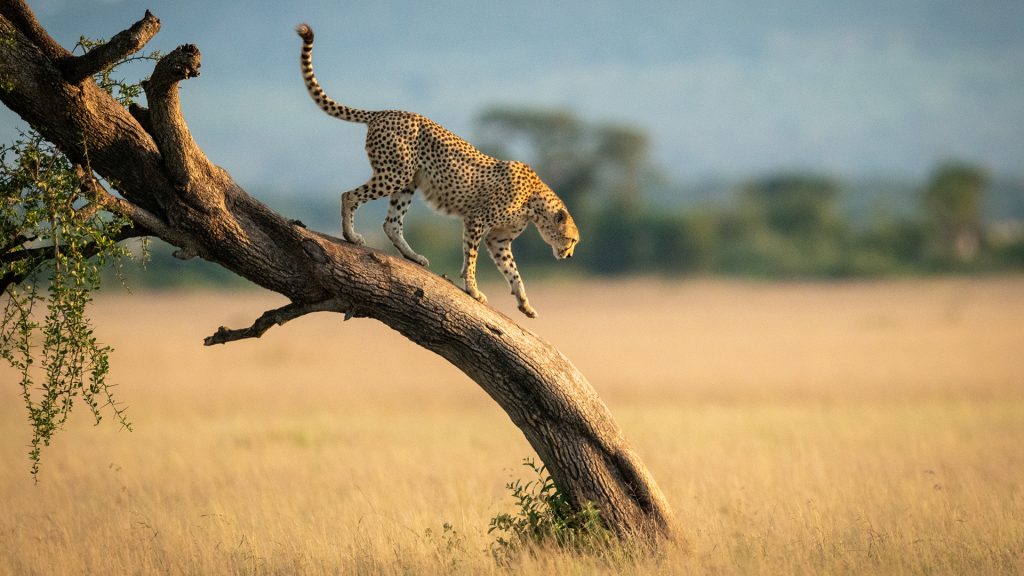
[0, 1, 677, 543]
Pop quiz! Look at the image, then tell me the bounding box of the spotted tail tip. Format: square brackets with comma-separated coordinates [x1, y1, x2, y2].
[296, 23, 314, 42]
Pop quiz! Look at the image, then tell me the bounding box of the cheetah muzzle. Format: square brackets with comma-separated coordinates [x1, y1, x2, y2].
[296, 23, 579, 318]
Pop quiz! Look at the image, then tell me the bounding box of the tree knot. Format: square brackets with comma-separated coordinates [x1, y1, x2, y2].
[301, 238, 327, 263]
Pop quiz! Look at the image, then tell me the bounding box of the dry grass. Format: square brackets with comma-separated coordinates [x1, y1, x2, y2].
[2, 277, 1023, 575]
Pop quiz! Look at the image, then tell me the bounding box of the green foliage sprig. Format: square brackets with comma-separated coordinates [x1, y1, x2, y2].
[1, 37, 160, 478]
[1, 134, 133, 478]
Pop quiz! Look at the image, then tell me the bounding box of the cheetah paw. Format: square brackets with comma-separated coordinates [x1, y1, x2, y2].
[344, 231, 365, 246]
[467, 289, 488, 304]
[518, 302, 538, 318]
[406, 253, 430, 267]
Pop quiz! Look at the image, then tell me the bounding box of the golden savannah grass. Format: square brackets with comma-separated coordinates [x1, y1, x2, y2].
[2, 277, 1023, 575]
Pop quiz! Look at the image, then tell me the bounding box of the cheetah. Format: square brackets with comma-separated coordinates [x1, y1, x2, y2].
[296, 24, 578, 318]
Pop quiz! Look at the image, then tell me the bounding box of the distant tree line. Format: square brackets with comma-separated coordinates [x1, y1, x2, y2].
[467, 107, 1024, 278]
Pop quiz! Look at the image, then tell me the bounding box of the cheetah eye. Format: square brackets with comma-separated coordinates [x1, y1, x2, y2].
[555, 209, 567, 224]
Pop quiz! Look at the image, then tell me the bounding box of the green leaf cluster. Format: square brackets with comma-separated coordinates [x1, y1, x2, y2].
[1, 133, 133, 478]
[1, 37, 160, 478]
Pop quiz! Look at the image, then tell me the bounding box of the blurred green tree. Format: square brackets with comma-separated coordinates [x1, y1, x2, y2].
[849, 217, 927, 275]
[475, 107, 652, 272]
[740, 173, 843, 241]
[475, 107, 649, 214]
[726, 173, 846, 276]
[922, 161, 987, 264]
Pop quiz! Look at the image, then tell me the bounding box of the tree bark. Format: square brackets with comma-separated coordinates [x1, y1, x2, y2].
[0, 1, 678, 543]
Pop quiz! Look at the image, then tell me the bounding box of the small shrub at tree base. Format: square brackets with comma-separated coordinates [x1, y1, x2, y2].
[488, 458, 614, 562]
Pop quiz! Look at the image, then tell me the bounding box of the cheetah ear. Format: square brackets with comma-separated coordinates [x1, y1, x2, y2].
[556, 209, 567, 223]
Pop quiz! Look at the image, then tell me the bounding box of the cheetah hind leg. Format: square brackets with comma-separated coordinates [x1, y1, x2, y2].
[383, 189, 429, 267]
[340, 176, 391, 245]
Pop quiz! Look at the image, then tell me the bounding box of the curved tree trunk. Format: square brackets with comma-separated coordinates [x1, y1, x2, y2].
[0, 1, 678, 543]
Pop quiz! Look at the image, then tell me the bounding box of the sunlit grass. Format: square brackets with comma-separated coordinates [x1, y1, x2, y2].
[2, 277, 1022, 574]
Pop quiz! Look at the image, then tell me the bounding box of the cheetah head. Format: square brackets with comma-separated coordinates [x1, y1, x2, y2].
[537, 205, 580, 260]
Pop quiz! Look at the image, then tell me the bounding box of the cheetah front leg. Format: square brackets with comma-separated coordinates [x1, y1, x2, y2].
[460, 221, 487, 304]
[484, 227, 536, 318]
[383, 189, 429, 266]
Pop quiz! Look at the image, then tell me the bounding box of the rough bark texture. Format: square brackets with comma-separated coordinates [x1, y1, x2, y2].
[0, 2, 678, 543]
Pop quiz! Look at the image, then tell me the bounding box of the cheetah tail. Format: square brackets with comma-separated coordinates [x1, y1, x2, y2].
[296, 23, 373, 124]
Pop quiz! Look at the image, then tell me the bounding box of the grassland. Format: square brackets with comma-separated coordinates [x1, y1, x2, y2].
[2, 277, 1023, 575]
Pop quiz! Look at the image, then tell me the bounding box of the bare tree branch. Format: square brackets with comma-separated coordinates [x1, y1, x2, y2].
[203, 299, 347, 345]
[1, 233, 35, 256]
[74, 164, 198, 255]
[59, 10, 161, 84]
[143, 43, 222, 205]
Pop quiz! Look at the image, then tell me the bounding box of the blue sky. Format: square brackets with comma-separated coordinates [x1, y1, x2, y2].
[4, 0, 1023, 195]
